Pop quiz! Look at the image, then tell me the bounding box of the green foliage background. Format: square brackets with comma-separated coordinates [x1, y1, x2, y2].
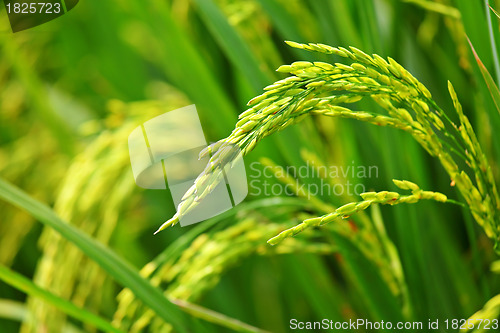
[0, 0, 500, 332]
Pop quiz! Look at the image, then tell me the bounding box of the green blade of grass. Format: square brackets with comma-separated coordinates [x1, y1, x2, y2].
[485, 0, 500, 85]
[403, 0, 461, 18]
[0, 299, 84, 333]
[282, 255, 346, 322]
[170, 297, 270, 333]
[358, 0, 383, 53]
[126, 2, 238, 135]
[0, 177, 190, 333]
[152, 197, 311, 266]
[0, 178, 271, 333]
[467, 36, 500, 125]
[0, 300, 25, 324]
[0, 265, 124, 333]
[191, 0, 272, 92]
[254, 0, 304, 43]
[326, 0, 363, 47]
[189, 0, 296, 168]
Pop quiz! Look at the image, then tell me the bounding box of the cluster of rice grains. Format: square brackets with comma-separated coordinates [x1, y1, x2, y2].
[269, 178, 454, 244]
[159, 41, 500, 250]
[21, 99, 190, 333]
[114, 216, 335, 332]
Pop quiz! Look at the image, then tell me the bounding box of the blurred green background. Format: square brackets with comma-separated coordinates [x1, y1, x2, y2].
[1, 0, 499, 332]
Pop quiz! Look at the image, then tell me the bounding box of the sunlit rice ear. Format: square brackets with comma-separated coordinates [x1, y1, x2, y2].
[156, 42, 499, 251]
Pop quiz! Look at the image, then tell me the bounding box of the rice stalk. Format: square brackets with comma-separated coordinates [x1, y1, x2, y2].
[485, 0, 500, 85]
[403, 0, 461, 19]
[259, 157, 335, 213]
[157, 41, 500, 251]
[461, 294, 500, 333]
[23, 127, 136, 333]
[23, 97, 190, 333]
[0, 130, 66, 266]
[114, 216, 334, 332]
[257, 156, 412, 316]
[267, 179, 451, 245]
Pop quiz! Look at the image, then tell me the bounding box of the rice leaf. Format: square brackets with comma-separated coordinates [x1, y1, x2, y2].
[191, 0, 272, 91]
[0, 178, 191, 333]
[490, 5, 500, 20]
[485, 1, 500, 85]
[0, 265, 124, 333]
[467, 36, 500, 120]
[403, 0, 461, 18]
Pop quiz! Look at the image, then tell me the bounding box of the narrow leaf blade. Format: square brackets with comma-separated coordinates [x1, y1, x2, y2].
[0, 178, 190, 333]
[467, 36, 500, 119]
[0, 265, 124, 333]
[490, 5, 500, 21]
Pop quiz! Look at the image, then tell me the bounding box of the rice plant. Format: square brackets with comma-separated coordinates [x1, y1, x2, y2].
[158, 41, 499, 251]
[1, 1, 500, 333]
